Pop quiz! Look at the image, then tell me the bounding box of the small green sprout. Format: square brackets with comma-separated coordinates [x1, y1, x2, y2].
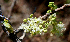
[49, 2, 54, 4]
[39, 25, 42, 28]
[27, 18, 30, 20]
[43, 21, 46, 24]
[47, 10, 52, 13]
[23, 19, 27, 22]
[30, 14, 33, 18]
[43, 30, 47, 33]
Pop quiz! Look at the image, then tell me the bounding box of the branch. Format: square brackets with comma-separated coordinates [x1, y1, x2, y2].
[8, 0, 17, 19]
[0, 0, 17, 37]
[0, 5, 25, 42]
[41, 4, 70, 19]
[19, 31, 26, 40]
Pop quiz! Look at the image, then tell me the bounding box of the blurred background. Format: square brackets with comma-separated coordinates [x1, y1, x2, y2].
[0, 0, 70, 42]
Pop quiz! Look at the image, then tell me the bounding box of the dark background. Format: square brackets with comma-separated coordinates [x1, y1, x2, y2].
[0, 0, 70, 42]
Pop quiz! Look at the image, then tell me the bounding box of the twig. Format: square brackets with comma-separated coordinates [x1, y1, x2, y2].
[41, 4, 70, 19]
[19, 31, 26, 40]
[0, 5, 24, 42]
[8, 0, 17, 19]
